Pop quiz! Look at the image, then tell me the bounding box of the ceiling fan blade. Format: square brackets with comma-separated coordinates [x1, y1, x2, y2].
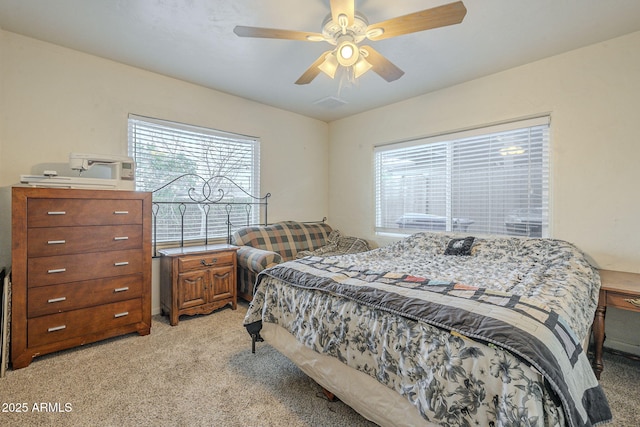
[367, 1, 467, 41]
[234, 25, 323, 41]
[330, 0, 355, 26]
[361, 46, 404, 82]
[295, 51, 333, 85]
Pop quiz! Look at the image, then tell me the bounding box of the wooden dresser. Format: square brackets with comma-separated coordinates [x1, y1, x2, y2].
[159, 244, 238, 326]
[11, 187, 152, 369]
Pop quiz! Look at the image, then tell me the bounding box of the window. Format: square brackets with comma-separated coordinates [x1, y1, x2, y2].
[374, 116, 549, 237]
[128, 114, 260, 245]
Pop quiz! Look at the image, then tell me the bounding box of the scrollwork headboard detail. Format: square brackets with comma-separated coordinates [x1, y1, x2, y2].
[150, 174, 270, 256]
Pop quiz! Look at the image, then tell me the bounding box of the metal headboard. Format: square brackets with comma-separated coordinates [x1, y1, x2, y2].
[150, 174, 270, 256]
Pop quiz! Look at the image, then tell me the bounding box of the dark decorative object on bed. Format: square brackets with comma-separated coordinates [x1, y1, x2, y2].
[230, 221, 370, 302]
[244, 232, 612, 427]
[443, 236, 475, 255]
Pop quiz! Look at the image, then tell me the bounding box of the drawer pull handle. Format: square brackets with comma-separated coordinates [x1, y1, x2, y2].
[114, 211, 129, 215]
[201, 258, 218, 267]
[47, 211, 66, 215]
[47, 240, 66, 245]
[47, 268, 66, 274]
[48, 325, 66, 332]
[625, 298, 640, 308]
[47, 297, 67, 303]
[114, 287, 130, 293]
[114, 312, 129, 318]
[113, 236, 129, 241]
[114, 262, 129, 266]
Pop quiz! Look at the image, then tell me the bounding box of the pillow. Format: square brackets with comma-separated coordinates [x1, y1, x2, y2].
[296, 234, 371, 259]
[444, 236, 475, 256]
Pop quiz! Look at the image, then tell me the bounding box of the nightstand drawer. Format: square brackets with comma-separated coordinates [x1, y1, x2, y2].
[28, 274, 143, 317]
[27, 198, 142, 227]
[28, 249, 143, 287]
[27, 225, 142, 257]
[178, 251, 235, 272]
[28, 299, 143, 347]
[607, 292, 640, 313]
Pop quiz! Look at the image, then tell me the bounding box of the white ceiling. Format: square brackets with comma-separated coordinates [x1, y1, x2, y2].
[1, 0, 640, 122]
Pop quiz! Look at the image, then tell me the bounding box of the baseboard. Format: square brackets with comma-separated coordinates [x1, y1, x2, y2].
[604, 340, 640, 358]
[604, 346, 640, 362]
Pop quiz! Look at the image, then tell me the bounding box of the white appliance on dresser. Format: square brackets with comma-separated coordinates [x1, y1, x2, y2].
[20, 152, 136, 190]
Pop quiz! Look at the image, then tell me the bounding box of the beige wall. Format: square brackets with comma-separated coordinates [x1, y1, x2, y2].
[328, 30, 640, 354]
[0, 31, 329, 312]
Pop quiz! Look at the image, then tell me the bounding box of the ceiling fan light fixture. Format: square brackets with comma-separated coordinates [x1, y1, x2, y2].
[340, 44, 354, 59]
[318, 52, 339, 79]
[353, 56, 372, 79]
[336, 40, 359, 66]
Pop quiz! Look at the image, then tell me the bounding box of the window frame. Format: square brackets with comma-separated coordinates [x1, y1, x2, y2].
[374, 116, 550, 238]
[127, 114, 261, 248]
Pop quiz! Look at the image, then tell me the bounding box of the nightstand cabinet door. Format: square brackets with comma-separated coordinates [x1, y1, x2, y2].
[177, 270, 209, 310]
[159, 245, 238, 326]
[210, 265, 234, 302]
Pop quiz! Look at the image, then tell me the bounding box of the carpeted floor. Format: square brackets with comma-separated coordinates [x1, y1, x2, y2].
[0, 303, 637, 426]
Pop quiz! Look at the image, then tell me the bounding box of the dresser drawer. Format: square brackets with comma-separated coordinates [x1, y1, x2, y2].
[28, 225, 142, 257]
[28, 299, 142, 347]
[28, 274, 143, 318]
[28, 249, 143, 287]
[178, 251, 235, 272]
[27, 198, 142, 227]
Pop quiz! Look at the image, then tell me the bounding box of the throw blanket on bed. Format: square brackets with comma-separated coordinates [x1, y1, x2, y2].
[246, 256, 612, 427]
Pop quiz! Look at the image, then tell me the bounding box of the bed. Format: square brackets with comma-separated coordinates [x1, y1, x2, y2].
[244, 232, 612, 426]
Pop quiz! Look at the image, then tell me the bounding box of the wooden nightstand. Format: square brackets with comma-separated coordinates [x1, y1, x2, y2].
[159, 244, 238, 326]
[592, 269, 640, 379]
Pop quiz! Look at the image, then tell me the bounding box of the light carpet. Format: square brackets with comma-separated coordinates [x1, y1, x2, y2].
[0, 303, 637, 426]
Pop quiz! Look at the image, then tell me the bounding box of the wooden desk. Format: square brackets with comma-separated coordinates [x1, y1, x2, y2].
[592, 269, 640, 379]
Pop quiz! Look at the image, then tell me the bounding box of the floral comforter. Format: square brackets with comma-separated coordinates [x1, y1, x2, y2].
[244, 233, 612, 426]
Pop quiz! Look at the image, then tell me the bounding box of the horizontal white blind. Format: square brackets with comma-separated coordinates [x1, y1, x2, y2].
[128, 114, 260, 244]
[375, 117, 549, 237]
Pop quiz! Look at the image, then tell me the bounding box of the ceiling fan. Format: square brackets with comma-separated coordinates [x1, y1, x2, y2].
[233, 1, 467, 85]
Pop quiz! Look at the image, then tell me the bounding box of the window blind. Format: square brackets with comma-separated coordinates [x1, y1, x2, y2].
[374, 116, 550, 237]
[128, 114, 260, 244]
